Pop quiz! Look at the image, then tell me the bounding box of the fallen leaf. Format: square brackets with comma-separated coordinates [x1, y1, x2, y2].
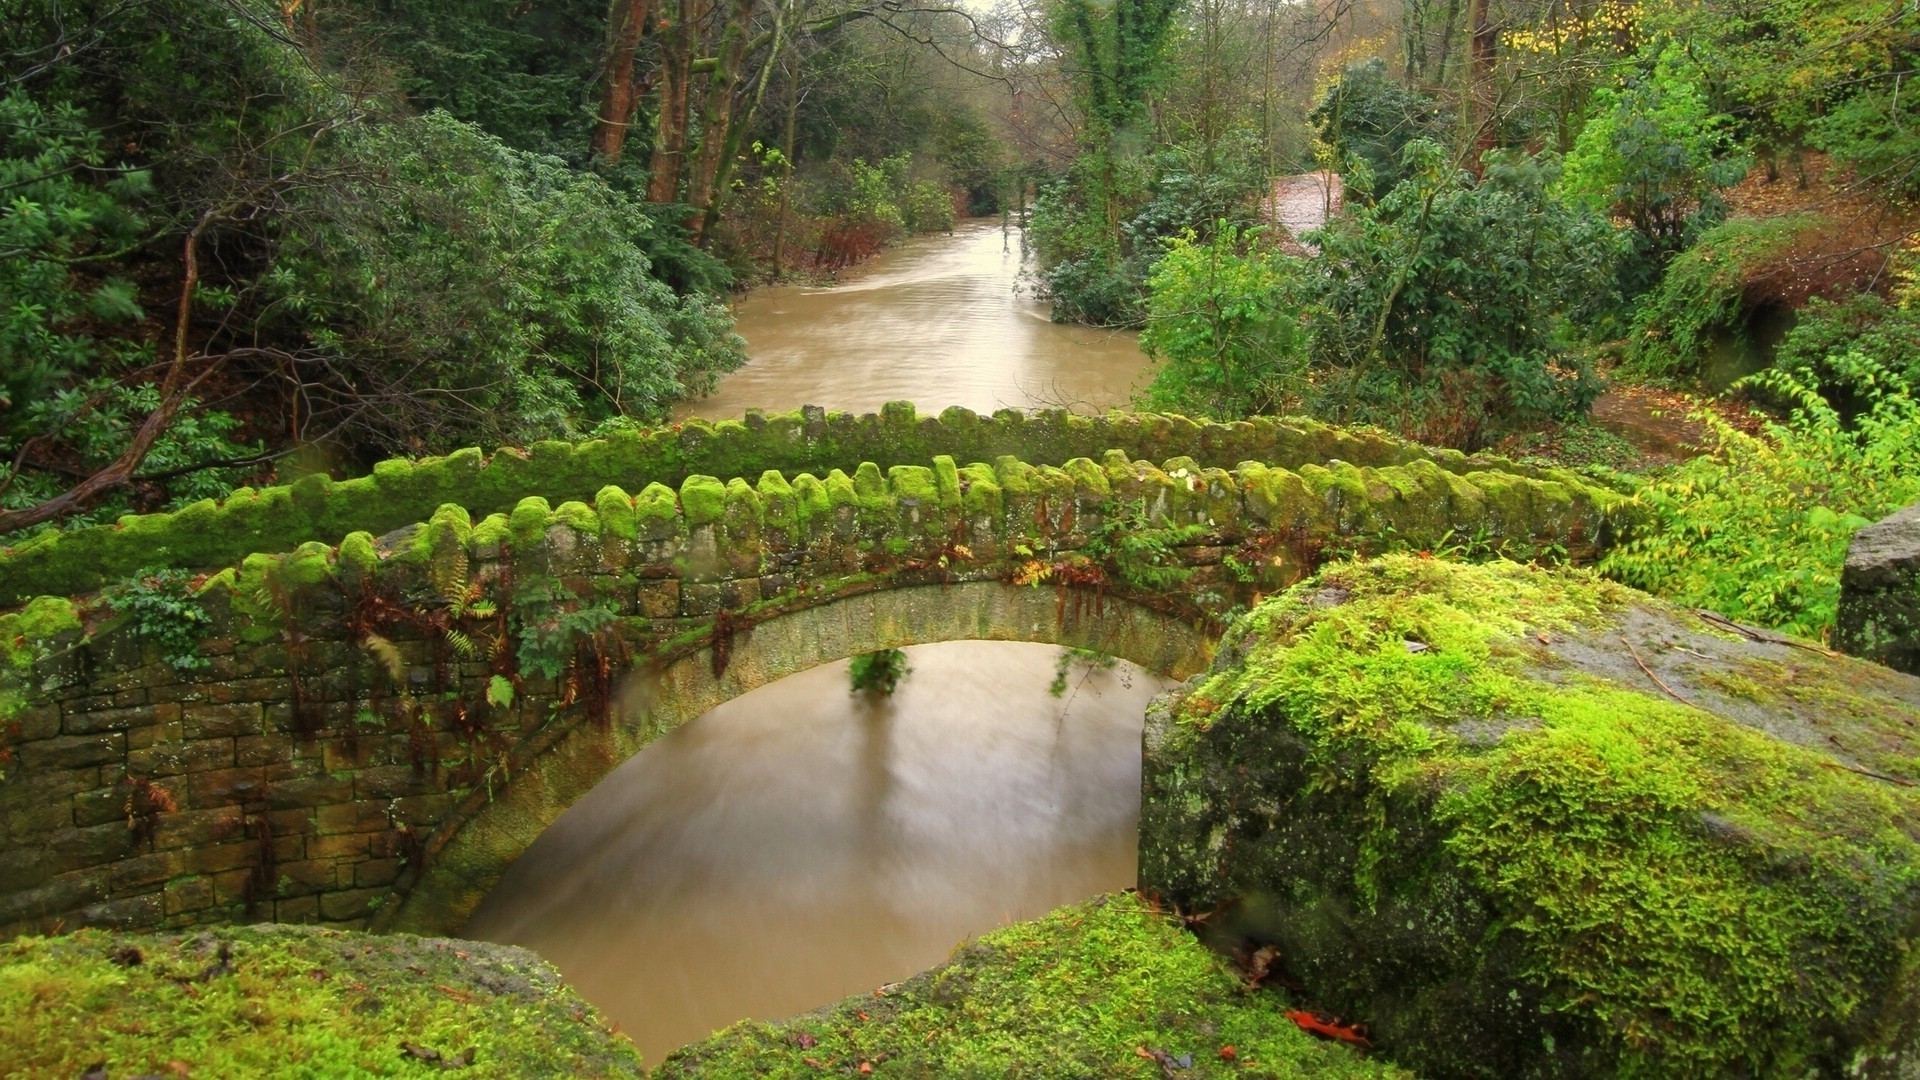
[1219, 1045, 1237, 1061]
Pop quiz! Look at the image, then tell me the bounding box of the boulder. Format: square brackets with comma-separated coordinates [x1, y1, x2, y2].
[1838, 501, 1920, 675]
[1141, 555, 1920, 1078]
[659, 893, 1406, 1079]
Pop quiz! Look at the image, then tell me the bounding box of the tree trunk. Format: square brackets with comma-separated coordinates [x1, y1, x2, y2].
[590, 0, 654, 165]
[1467, 0, 1496, 170]
[647, 0, 696, 204]
[684, 0, 763, 244]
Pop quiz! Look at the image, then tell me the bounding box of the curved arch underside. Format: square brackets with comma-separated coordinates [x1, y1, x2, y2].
[380, 582, 1212, 935]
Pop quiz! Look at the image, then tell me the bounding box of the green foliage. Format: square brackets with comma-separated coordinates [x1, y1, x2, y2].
[273, 111, 744, 455]
[105, 568, 213, 672]
[512, 580, 619, 681]
[323, 0, 604, 160]
[1308, 58, 1449, 202]
[0, 91, 151, 414]
[1139, 223, 1313, 418]
[1311, 142, 1622, 445]
[1030, 141, 1268, 328]
[849, 648, 910, 694]
[0, 925, 645, 1076]
[1050, 0, 1184, 132]
[1601, 355, 1920, 638]
[1558, 46, 1746, 297]
[657, 893, 1408, 1079]
[1624, 214, 1818, 378]
[1771, 291, 1920, 411]
[1087, 499, 1208, 590]
[1048, 648, 1117, 697]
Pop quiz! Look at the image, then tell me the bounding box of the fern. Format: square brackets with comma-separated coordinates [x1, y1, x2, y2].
[361, 632, 406, 684]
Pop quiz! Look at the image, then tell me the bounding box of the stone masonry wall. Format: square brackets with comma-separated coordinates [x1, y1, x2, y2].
[0, 443, 1620, 940]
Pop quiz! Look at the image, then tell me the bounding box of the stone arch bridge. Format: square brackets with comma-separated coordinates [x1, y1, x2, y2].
[0, 406, 1620, 939]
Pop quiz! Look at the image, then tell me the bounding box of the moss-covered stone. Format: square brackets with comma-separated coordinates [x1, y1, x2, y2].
[1140, 555, 1920, 1078]
[679, 476, 728, 529]
[657, 893, 1405, 1080]
[0, 924, 644, 1077]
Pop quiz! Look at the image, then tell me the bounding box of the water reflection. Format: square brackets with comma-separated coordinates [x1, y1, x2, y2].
[674, 220, 1152, 421]
[465, 641, 1174, 1064]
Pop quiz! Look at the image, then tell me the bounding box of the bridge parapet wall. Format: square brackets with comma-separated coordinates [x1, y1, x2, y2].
[0, 404, 1602, 607]
[0, 446, 1621, 939]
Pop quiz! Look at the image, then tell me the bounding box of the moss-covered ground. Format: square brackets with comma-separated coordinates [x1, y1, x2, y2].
[0, 925, 646, 1078]
[1142, 554, 1920, 1076]
[657, 893, 1407, 1079]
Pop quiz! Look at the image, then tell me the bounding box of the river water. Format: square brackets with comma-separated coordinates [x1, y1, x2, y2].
[470, 228, 1173, 1065]
[673, 218, 1151, 420]
[466, 644, 1176, 1063]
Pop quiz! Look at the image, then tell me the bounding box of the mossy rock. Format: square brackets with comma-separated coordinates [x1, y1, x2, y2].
[1139, 555, 1920, 1078]
[0, 924, 644, 1077]
[657, 893, 1406, 1079]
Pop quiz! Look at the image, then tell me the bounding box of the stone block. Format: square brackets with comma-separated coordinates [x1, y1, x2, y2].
[181, 840, 260, 876]
[18, 733, 124, 771]
[234, 733, 295, 768]
[307, 831, 369, 860]
[109, 849, 187, 892]
[315, 800, 390, 836]
[152, 805, 246, 851]
[320, 886, 386, 922]
[0, 870, 108, 926]
[181, 702, 265, 740]
[636, 580, 682, 619]
[10, 705, 59, 742]
[354, 858, 401, 888]
[1838, 501, 1920, 675]
[274, 894, 320, 923]
[77, 890, 163, 929]
[163, 875, 214, 916]
[62, 689, 147, 715]
[354, 765, 430, 800]
[128, 736, 234, 777]
[185, 763, 297, 808]
[267, 775, 355, 810]
[125, 711, 186, 749]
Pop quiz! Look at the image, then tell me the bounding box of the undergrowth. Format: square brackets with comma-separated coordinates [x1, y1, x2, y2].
[655, 893, 1407, 1079]
[1601, 355, 1920, 638]
[849, 648, 910, 694]
[105, 568, 213, 672]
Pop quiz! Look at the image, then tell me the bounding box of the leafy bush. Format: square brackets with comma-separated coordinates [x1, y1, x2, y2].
[107, 568, 214, 672]
[1624, 215, 1818, 378]
[1138, 223, 1313, 418]
[1601, 354, 1920, 638]
[1029, 140, 1267, 328]
[849, 649, 910, 694]
[1310, 142, 1622, 445]
[1771, 291, 1920, 407]
[271, 111, 745, 455]
[1308, 58, 1449, 202]
[1558, 46, 1747, 299]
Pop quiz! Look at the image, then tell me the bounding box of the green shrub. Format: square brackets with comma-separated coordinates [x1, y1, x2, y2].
[1310, 142, 1622, 446]
[1601, 353, 1920, 638]
[106, 568, 214, 672]
[849, 648, 910, 694]
[1138, 223, 1313, 418]
[1771, 291, 1920, 410]
[272, 111, 745, 456]
[1625, 215, 1818, 378]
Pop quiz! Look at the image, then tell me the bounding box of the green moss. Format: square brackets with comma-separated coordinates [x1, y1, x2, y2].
[634, 483, 681, 539]
[658, 894, 1406, 1080]
[957, 463, 1000, 520]
[508, 497, 554, 548]
[337, 532, 379, 577]
[552, 500, 599, 535]
[930, 455, 961, 510]
[679, 476, 728, 528]
[596, 485, 638, 542]
[280, 542, 335, 590]
[0, 596, 81, 678]
[852, 461, 892, 515]
[1152, 555, 1920, 1075]
[471, 514, 511, 550]
[757, 471, 797, 535]
[0, 925, 643, 1077]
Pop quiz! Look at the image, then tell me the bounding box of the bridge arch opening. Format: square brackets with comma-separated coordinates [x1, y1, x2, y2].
[460, 638, 1179, 1059]
[378, 582, 1213, 940]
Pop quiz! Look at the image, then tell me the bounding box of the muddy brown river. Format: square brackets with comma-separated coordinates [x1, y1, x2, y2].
[472, 227, 1170, 1065]
[674, 218, 1151, 420]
